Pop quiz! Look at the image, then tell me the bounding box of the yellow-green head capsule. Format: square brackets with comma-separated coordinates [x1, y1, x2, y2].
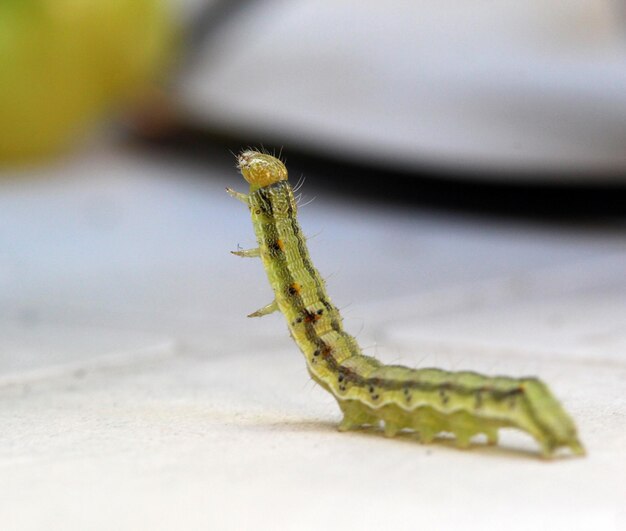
[238, 150, 288, 190]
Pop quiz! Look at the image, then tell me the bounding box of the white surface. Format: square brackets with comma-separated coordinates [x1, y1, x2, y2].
[179, 0, 626, 177]
[0, 147, 625, 530]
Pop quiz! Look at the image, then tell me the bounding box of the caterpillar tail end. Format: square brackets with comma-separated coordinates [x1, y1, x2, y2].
[539, 437, 586, 459]
[563, 437, 586, 458]
[568, 439, 586, 457]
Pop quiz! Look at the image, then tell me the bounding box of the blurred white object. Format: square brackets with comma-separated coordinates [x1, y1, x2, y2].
[179, 0, 626, 179]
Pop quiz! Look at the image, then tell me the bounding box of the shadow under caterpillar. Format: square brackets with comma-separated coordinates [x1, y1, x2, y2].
[227, 150, 584, 458]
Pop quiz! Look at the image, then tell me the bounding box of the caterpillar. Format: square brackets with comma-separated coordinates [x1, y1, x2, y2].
[227, 150, 584, 458]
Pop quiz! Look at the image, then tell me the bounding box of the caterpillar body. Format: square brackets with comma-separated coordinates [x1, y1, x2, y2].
[228, 150, 584, 458]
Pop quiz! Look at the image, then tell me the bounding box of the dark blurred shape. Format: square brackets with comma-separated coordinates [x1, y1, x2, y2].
[136, 122, 626, 220]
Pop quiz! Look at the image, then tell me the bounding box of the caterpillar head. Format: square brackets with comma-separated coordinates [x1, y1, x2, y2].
[238, 150, 288, 189]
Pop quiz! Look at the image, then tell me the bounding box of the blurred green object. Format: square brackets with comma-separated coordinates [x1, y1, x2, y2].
[0, 0, 174, 164]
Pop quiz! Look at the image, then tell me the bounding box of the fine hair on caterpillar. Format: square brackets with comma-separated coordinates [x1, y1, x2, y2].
[227, 149, 584, 459]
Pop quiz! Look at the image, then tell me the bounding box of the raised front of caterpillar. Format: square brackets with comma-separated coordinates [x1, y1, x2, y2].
[227, 149, 584, 458]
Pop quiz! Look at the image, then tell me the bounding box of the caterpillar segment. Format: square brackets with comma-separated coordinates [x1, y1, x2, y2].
[230, 149, 584, 458]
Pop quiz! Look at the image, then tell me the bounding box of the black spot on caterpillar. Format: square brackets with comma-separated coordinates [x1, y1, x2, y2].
[227, 149, 584, 458]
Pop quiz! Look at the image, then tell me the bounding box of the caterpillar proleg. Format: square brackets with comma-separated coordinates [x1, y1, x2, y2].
[228, 150, 584, 458]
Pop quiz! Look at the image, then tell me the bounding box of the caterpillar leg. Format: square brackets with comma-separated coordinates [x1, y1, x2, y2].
[417, 428, 436, 444]
[569, 439, 586, 457]
[226, 187, 249, 204]
[454, 432, 472, 449]
[378, 405, 409, 437]
[410, 408, 439, 444]
[232, 248, 261, 258]
[539, 440, 557, 459]
[247, 300, 278, 318]
[337, 399, 379, 432]
[449, 411, 481, 449]
[383, 422, 401, 437]
[484, 428, 499, 446]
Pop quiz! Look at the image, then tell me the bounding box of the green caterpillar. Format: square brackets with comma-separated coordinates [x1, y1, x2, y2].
[228, 149, 584, 458]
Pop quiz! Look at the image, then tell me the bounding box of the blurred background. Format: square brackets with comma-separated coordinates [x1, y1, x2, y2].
[3, 0, 626, 213]
[1, 2, 626, 530]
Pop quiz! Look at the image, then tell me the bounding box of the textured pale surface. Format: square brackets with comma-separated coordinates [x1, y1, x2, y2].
[0, 147, 625, 530]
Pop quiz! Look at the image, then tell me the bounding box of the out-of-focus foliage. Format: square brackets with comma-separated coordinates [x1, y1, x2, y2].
[0, 0, 174, 164]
